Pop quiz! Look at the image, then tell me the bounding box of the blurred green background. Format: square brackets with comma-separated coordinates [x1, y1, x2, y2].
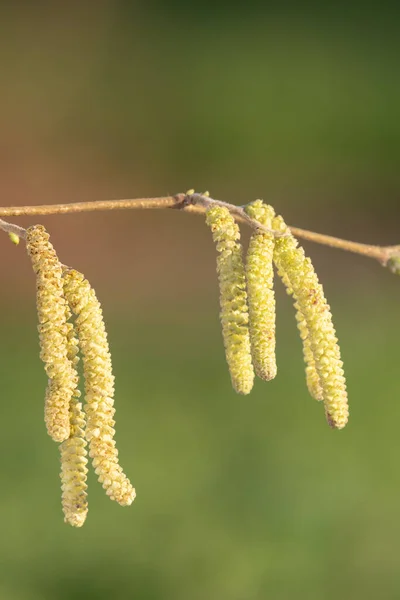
[0, 2, 400, 599]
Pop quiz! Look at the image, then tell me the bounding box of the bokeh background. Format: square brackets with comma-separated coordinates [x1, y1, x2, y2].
[0, 2, 400, 599]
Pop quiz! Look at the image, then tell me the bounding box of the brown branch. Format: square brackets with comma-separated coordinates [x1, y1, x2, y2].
[0, 196, 180, 217]
[0, 193, 399, 268]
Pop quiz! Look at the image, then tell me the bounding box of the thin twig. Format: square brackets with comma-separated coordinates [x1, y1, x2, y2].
[0, 219, 27, 239]
[0, 196, 181, 217]
[0, 193, 399, 267]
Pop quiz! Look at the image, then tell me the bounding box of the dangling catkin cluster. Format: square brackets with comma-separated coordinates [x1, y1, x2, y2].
[23, 196, 350, 526]
[26, 225, 76, 443]
[272, 215, 349, 429]
[63, 269, 136, 506]
[205, 197, 348, 429]
[26, 226, 135, 526]
[244, 201, 277, 381]
[205, 205, 254, 395]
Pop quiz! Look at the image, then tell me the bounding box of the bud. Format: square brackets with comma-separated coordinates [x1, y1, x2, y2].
[8, 232, 20, 245]
[63, 269, 136, 506]
[387, 255, 400, 276]
[244, 201, 277, 381]
[273, 216, 348, 429]
[206, 205, 254, 394]
[26, 225, 76, 442]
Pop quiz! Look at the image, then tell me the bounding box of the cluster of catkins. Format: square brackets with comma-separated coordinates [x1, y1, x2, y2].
[26, 225, 135, 527]
[205, 201, 349, 430]
[24, 201, 348, 523]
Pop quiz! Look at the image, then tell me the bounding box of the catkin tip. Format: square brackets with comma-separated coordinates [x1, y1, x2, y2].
[65, 514, 87, 528]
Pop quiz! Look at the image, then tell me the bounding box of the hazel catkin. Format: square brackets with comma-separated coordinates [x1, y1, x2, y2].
[59, 393, 89, 527]
[59, 304, 88, 527]
[205, 205, 254, 395]
[26, 225, 77, 442]
[63, 269, 136, 506]
[273, 215, 349, 429]
[244, 200, 277, 381]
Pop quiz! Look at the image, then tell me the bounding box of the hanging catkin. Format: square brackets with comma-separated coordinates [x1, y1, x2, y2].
[26, 225, 77, 442]
[205, 205, 254, 395]
[59, 304, 88, 527]
[63, 269, 136, 506]
[245, 200, 277, 381]
[273, 215, 348, 429]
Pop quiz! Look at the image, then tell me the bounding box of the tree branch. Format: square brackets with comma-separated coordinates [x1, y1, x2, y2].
[0, 193, 399, 269]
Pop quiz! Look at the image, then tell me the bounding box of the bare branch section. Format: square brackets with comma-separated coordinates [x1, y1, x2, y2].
[0, 193, 399, 267]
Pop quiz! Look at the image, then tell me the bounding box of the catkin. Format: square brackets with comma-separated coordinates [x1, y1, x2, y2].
[63, 269, 136, 506]
[206, 205, 254, 395]
[273, 215, 349, 429]
[244, 200, 277, 381]
[294, 304, 324, 401]
[277, 263, 324, 401]
[60, 305, 88, 527]
[26, 225, 76, 442]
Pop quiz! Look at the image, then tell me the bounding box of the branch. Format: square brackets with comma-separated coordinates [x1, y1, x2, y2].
[1, 192, 399, 269]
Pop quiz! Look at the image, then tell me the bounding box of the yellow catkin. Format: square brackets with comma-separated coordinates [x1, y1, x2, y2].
[205, 205, 254, 395]
[294, 303, 324, 401]
[26, 225, 76, 442]
[277, 262, 324, 401]
[273, 215, 349, 429]
[244, 201, 277, 381]
[63, 269, 136, 507]
[60, 305, 88, 527]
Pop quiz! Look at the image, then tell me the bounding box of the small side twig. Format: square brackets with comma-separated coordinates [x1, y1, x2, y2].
[0, 219, 27, 239]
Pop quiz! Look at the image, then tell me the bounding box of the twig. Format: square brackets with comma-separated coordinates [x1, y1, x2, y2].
[0, 219, 27, 239]
[0, 193, 399, 268]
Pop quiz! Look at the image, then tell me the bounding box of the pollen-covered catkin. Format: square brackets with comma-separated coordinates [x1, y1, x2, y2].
[63, 269, 136, 506]
[277, 263, 324, 401]
[273, 216, 349, 429]
[205, 205, 254, 394]
[294, 303, 324, 401]
[26, 225, 76, 442]
[244, 201, 277, 381]
[60, 405, 88, 526]
[59, 305, 88, 527]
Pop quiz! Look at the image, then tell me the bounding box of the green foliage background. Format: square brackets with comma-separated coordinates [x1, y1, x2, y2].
[0, 2, 399, 599]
